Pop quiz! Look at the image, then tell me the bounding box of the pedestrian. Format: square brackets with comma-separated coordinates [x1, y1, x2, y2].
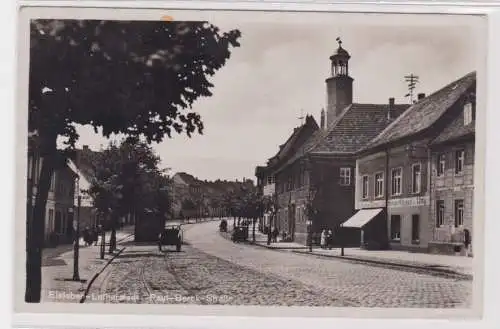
[327, 229, 333, 250]
[320, 229, 327, 249]
[463, 229, 471, 257]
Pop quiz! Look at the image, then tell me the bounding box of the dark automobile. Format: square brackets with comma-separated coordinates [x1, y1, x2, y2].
[219, 219, 228, 232]
[158, 222, 183, 252]
[231, 225, 248, 242]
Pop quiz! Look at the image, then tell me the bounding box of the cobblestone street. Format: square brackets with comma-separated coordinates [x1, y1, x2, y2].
[86, 222, 472, 308]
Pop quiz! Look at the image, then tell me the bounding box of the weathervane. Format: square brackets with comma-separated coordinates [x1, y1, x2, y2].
[336, 37, 342, 47]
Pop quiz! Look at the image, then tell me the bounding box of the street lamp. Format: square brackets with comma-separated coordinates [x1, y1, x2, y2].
[72, 176, 81, 281]
[306, 219, 313, 252]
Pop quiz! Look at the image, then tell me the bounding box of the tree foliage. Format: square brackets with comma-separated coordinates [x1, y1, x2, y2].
[26, 19, 241, 302]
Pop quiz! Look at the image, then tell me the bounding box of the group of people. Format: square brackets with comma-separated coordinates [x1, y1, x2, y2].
[320, 229, 334, 249]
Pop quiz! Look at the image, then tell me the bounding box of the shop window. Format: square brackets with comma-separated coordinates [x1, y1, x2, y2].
[390, 215, 401, 241]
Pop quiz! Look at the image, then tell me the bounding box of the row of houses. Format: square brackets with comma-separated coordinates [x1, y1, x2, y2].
[255, 40, 476, 256]
[27, 143, 135, 246]
[171, 172, 255, 219]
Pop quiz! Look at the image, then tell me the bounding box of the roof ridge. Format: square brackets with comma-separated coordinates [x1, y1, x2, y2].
[366, 71, 476, 150]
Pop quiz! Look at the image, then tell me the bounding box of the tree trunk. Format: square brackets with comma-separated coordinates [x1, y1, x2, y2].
[25, 150, 56, 303]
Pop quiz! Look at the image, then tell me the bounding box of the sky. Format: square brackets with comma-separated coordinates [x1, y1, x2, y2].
[69, 12, 484, 182]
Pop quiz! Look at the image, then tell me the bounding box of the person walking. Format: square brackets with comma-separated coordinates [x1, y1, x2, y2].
[327, 229, 334, 250]
[320, 229, 327, 249]
[464, 229, 471, 257]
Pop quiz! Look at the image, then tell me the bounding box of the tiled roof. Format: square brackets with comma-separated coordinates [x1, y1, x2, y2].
[310, 103, 409, 154]
[366, 71, 476, 150]
[431, 112, 475, 145]
[273, 102, 408, 173]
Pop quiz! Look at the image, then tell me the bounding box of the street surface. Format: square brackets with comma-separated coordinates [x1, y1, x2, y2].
[90, 221, 472, 308]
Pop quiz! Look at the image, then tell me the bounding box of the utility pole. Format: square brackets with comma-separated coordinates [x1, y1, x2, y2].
[72, 176, 81, 281]
[404, 74, 419, 104]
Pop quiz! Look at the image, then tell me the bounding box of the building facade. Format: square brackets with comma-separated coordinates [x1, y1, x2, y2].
[27, 147, 78, 245]
[351, 71, 476, 253]
[428, 95, 475, 255]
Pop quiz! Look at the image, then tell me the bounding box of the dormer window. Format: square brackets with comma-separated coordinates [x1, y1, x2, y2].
[464, 102, 473, 126]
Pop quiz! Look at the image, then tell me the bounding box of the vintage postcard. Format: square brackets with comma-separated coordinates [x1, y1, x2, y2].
[14, 4, 487, 322]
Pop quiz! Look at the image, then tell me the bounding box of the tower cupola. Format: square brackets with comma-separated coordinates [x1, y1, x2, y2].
[329, 37, 351, 77]
[325, 37, 354, 129]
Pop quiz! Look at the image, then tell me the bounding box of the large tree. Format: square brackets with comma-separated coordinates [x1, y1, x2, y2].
[27, 19, 241, 302]
[87, 139, 166, 253]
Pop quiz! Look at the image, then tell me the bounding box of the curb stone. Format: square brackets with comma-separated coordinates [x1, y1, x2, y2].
[219, 229, 472, 280]
[291, 250, 473, 280]
[79, 245, 128, 303]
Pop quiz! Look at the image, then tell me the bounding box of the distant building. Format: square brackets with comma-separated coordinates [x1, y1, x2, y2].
[351, 72, 476, 253]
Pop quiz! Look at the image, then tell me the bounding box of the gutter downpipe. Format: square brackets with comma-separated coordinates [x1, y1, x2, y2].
[385, 148, 390, 249]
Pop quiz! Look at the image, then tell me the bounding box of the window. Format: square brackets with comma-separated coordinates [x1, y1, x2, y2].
[287, 176, 292, 191]
[390, 215, 401, 241]
[411, 164, 421, 194]
[464, 102, 473, 126]
[339, 167, 351, 186]
[391, 168, 402, 196]
[267, 176, 274, 185]
[455, 199, 464, 227]
[412, 214, 420, 242]
[375, 173, 384, 198]
[362, 175, 369, 199]
[437, 154, 446, 176]
[436, 200, 445, 227]
[48, 209, 54, 232]
[455, 150, 465, 174]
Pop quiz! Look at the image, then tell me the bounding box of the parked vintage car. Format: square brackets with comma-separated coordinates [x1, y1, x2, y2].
[219, 219, 228, 232]
[231, 225, 248, 243]
[158, 221, 183, 252]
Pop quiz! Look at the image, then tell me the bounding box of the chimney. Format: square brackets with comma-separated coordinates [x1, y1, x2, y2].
[418, 93, 426, 101]
[388, 98, 395, 120]
[82, 145, 89, 151]
[320, 109, 325, 130]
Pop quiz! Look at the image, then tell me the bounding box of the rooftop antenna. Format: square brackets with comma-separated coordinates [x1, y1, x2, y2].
[404, 74, 420, 104]
[298, 109, 305, 125]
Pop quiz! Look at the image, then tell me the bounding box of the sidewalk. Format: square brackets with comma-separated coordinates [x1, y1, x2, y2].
[249, 231, 472, 278]
[41, 229, 133, 303]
